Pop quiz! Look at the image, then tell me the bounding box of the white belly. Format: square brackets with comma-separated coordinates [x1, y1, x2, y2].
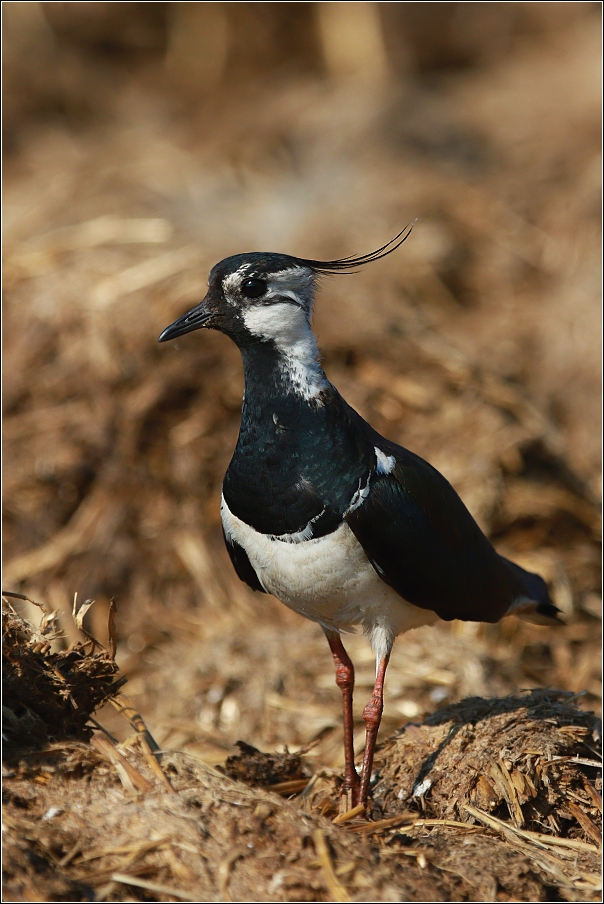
[221, 495, 437, 658]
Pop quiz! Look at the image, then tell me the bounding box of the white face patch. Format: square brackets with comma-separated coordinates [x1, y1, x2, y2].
[374, 447, 396, 475]
[218, 265, 327, 401]
[242, 300, 310, 346]
[237, 267, 328, 401]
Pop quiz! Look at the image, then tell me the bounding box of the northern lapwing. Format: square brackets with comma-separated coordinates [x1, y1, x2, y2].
[159, 227, 561, 806]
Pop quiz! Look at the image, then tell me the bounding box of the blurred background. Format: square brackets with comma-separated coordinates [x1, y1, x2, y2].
[3, 2, 601, 768]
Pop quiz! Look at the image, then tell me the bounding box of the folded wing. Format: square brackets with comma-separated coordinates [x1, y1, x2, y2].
[346, 442, 531, 623]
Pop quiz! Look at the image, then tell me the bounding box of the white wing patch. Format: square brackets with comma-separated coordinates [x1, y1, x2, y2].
[374, 447, 396, 475]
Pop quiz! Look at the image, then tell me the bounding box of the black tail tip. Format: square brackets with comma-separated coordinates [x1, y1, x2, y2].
[514, 598, 566, 626]
[536, 601, 566, 625]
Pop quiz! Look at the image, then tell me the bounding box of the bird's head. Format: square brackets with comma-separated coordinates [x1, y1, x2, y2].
[158, 225, 413, 351]
[158, 252, 317, 348]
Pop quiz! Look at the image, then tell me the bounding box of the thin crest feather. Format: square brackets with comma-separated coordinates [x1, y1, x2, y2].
[295, 222, 415, 274]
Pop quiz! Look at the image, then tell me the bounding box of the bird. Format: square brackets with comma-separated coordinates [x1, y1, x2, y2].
[158, 227, 562, 808]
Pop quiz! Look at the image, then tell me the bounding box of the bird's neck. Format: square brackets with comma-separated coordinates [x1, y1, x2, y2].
[239, 330, 330, 412]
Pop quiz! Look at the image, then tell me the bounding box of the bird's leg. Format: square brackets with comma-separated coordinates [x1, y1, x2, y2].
[358, 653, 390, 806]
[324, 630, 359, 801]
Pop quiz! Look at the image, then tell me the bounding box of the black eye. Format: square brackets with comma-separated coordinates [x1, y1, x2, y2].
[241, 278, 267, 298]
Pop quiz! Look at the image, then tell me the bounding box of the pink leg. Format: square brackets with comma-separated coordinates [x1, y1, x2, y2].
[324, 630, 359, 800]
[358, 654, 390, 806]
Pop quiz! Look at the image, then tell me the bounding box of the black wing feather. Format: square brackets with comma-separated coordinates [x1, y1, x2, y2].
[346, 441, 523, 623]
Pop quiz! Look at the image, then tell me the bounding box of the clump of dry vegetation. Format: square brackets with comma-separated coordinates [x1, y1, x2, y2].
[3, 592, 125, 761]
[2, 3, 601, 900]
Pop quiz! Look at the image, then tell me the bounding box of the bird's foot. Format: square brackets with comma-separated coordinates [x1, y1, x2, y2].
[339, 770, 361, 813]
[338, 787, 358, 815]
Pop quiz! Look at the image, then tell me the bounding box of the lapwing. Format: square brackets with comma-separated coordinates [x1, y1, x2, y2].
[159, 227, 561, 806]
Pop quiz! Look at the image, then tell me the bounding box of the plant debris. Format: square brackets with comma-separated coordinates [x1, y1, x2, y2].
[2, 594, 125, 762]
[223, 740, 310, 789]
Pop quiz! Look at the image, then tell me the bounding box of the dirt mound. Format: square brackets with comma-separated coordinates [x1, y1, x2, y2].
[373, 694, 601, 830]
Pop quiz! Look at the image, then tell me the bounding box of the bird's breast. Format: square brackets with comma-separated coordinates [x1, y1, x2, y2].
[224, 387, 375, 536]
[220, 494, 437, 638]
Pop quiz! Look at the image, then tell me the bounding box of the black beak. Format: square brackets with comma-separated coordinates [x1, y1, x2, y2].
[158, 298, 213, 343]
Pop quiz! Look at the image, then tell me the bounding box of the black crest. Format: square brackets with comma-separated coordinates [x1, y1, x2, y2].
[295, 222, 414, 274]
